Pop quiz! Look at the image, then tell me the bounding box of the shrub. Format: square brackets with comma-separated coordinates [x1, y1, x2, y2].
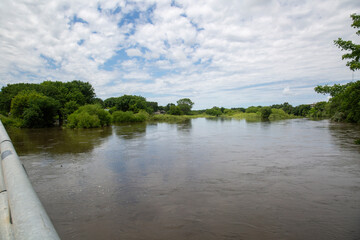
[260, 107, 272, 120]
[269, 108, 290, 120]
[67, 104, 110, 128]
[112, 110, 148, 123]
[206, 107, 222, 116]
[168, 105, 183, 115]
[0, 114, 23, 128]
[246, 106, 260, 113]
[10, 91, 59, 127]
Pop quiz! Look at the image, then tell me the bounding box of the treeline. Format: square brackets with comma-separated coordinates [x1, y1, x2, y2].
[201, 102, 311, 120]
[0, 80, 196, 128]
[1, 79, 359, 129]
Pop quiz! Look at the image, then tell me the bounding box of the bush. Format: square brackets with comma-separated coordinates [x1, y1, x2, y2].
[10, 91, 59, 127]
[67, 104, 111, 128]
[206, 107, 222, 116]
[0, 114, 23, 128]
[245, 106, 260, 113]
[260, 107, 272, 120]
[269, 108, 291, 120]
[168, 105, 183, 115]
[112, 110, 148, 123]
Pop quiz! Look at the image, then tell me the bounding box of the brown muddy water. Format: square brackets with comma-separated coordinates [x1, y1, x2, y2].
[7, 118, 360, 240]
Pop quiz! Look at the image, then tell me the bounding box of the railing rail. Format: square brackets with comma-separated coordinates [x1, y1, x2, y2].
[0, 120, 60, 240]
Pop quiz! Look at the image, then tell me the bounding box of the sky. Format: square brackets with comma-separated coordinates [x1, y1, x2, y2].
[0, 0, 359, 109]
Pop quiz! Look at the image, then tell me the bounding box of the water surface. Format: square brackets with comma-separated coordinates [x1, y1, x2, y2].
[7, 119, 360, 240]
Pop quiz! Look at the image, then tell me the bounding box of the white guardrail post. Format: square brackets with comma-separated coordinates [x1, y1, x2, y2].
[0, 120, 60, 240]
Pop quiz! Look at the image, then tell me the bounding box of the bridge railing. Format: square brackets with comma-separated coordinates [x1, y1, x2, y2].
[0, 120, 60, 240]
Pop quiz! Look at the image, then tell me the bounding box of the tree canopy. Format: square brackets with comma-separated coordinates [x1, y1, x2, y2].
[0, 80, 96, 127]
[314, 14, 360, 123]
[334, 13, 360, 71]
[177, 98, 194, 115]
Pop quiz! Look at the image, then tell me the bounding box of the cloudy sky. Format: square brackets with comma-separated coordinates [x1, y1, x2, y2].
[0, 0, 359, 109]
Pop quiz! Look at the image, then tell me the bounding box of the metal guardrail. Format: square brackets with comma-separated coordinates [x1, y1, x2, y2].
[0, 120, 60, 240]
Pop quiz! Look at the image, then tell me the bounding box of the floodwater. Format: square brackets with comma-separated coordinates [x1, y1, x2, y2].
[7, 118, 360, 240]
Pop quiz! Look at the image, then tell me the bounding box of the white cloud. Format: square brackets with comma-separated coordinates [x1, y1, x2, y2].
[0, 0, 359, 108]
[126, 48, 142, 57]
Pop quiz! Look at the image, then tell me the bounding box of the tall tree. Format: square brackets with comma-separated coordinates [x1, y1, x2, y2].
[334, 13, 360, 71]
[177, 98, 194, 115]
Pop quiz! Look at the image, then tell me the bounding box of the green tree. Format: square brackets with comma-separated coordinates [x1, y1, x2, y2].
[67, 104, 111, 128]
[104, 97, 118, 108]
[168, 105, 183, 115]
[164, 103, 175, 112]
[91, 98, 104, 107]
[115, 95, 152, 113]
[314, 14, 360, 123]
[245, 106, 260, 113]
[65, 80, 95, 104]
[0, 83, 41, 114]
[260, 107, 272, 120]
[177, 98, 194, 115]
[205, 107, 222, 116]
[10, 91, 59, 127]
[292, 104, 311, 116]
[63, 100, 79, 118]
[334, 13, 360, 71]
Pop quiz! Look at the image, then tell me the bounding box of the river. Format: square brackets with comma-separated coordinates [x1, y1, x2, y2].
[7, 118, 360, 240]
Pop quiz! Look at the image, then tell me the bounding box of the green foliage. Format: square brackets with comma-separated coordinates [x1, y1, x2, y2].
[67, 112, 101, 128]
[271, 102, 293, 114]
[164, 103, 175, 112]
[104, 97, 118, 108]
[232, 112, 262, 121]
[314, 83, 350, 97]
[260, 107, 272, 120]
[10, 91, 59, 127]
[168, 105, 183, 115]
[91, 98, 104, 107]
[177, 98, 194, 115]
[308, 101, 330, 119]
[149, 114, 189, 123]
[269, 108, 292, 120]
[67, 104, 111, 128]
[64, 80, 95, 104]
[334, 14, 360, 71]
[63, 100, 79, 118]
[331, 81, 360, 123]
[355, 139, 360, 144]
[0, 114, 23, 128]
[205, 107, 222, 116]
[147, 101, 158, 112]
[0, 83, 42, 113]
[245, 106, 260, 113]
[112, 110, 148, 123]
[116, 95, 148, 113]
[314, 81, 360, 123]
[224, 109, 236, 115]
[109, 106, 117, 114]
[292, 104, 311, 117]
[0, 80, 97, 127]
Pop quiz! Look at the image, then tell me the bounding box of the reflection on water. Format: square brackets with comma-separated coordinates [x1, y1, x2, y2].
[7, 119, 360, 240]
[8, 127, 112, 155]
